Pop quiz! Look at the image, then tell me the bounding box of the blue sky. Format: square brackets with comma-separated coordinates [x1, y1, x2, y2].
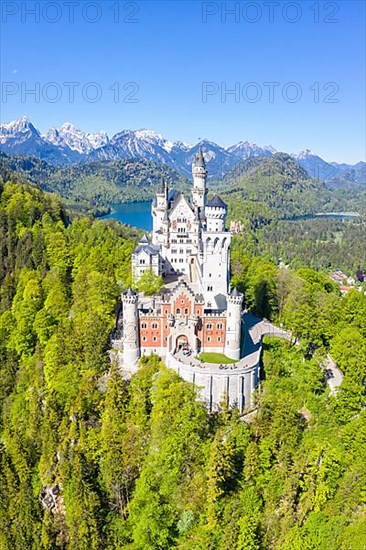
[1, 0, 365, 162]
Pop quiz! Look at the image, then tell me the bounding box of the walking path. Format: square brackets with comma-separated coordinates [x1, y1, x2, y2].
[242, 312, 292, 356]
[322, 354, 344, 394]
[243, 313, 343, 395]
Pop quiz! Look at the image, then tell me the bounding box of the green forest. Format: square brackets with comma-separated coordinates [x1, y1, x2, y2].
[220, 155, 366, 273]
[1, 150, 365, 273]
[0, 174, 365, 549]
[0, 152, 190, 214]
[229, 218, 366, 274]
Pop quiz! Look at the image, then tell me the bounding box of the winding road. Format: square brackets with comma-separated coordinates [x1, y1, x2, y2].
[243, 312, 343, 394]
[321, 354, 344, 395]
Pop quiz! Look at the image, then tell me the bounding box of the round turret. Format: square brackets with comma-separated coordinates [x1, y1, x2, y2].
[225, 288, 243, 360]
[122, 288, 140, 366]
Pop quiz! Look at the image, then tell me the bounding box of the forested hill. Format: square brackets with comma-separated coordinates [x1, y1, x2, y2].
[0, 174, 366, 548]
[0, 152, 190, 212]
[219, 153, 364, 221]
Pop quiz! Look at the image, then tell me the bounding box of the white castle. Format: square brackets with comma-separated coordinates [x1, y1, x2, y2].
[117, 150, 262, 412]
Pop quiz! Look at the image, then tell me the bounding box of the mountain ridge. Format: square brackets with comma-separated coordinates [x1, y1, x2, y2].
[0, 117, 364, 184]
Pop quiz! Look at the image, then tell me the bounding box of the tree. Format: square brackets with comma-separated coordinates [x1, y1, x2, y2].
[135, 268, 164, 296]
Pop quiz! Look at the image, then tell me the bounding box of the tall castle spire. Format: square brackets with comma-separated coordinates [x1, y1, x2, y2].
[192, 147, 208, 208]
[194, 146, 206, 168]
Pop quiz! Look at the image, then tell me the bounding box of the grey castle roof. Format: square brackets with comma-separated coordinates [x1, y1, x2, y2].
[230, 287, 242, 297]
[133, 238, 160, 256]
[207, 195, 226, 208]
[125, 287, 135, 297]
[194, 147, 206, 168]
[168, 189, 179, 202]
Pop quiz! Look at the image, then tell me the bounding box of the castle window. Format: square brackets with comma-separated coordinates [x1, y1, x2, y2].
[172, 249, 177, 254]
[176, 308, 181, 314]
[207, 336, 211, 342]
[139, 259, 145, 264]
[207, 302, 212, 308]
[141, 323, 147, 329]
[217, 323, 223, 330]
[165, 310, 169, 315]
[218, 336, 221, 342]
[180, 249, 184, 254]
[153, 336, 157, 342]
[152, 323, 158, 329]
[179, 259, 184, 263]
[181, 299, 184, 304]
[207, 286, 213, 291]
[207, 323, 212, 330]
[142, 336, 147, 342]
[184, 308, 188, 315]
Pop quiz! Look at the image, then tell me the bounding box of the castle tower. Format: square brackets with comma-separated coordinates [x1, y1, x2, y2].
[225, 288, 243, 360]
[122, 288, 140, 366]
[192, 147, 208, 208]
[152, 178, 168, 244]
[205, 195, 227, 232]
[201, 195, 231, 305]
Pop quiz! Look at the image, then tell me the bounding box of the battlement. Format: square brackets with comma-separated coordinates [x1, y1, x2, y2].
[122, 288, 138, 304]
[203, 311, 227, 318]
[227, 296, 243, 305]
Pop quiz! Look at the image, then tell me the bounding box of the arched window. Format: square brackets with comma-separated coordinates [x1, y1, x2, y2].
[176, 308, 181, 314]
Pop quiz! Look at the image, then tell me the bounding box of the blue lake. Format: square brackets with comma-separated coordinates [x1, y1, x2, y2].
[102, 202, 360, 231]
[102, 201, 152, 231]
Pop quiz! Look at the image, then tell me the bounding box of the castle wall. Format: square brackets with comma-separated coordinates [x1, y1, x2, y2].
[165, 351, 261, 412]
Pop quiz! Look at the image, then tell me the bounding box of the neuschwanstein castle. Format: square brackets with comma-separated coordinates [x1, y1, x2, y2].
[118, 150, 262, 411]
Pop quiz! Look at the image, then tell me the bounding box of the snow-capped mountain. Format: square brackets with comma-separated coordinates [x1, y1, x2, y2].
[46, 123, 109, 155]
[173, 140, 240, 178]
[227, 141, 276, 160]
[291, 150, 366, 186]
[0, 118, 364, 183]
[291, 149, 336, 180]
[0, 117, 81, 164]
[89, 131, 238, 177]
[90, 129, 174, 166]
[0, 116, 38, 144]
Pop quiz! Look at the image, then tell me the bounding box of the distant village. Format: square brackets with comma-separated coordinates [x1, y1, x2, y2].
[329, 268, 366, 294]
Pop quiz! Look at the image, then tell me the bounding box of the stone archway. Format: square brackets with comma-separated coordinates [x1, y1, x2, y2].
[176, 334, 189, 351]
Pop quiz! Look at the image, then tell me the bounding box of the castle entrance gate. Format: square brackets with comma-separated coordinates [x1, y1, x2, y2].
[176, 335, 189, 351]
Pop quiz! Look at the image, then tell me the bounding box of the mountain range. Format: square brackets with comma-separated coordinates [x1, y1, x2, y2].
[0, 117, 365, 184]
